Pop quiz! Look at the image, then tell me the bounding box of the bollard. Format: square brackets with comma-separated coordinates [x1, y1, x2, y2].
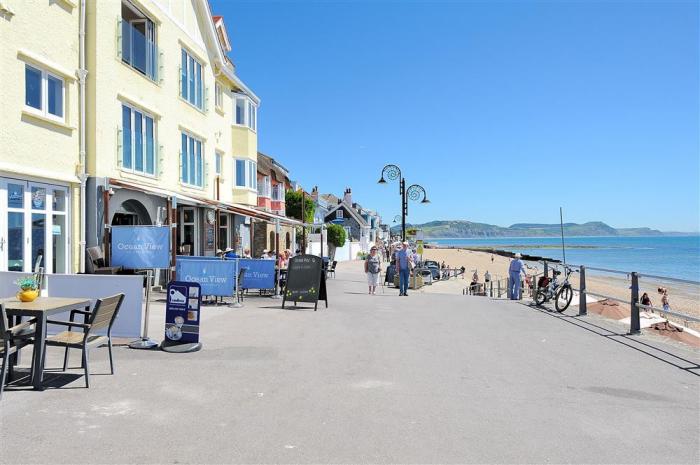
[497, 280, 501, 298]
[544, 261, 548, 279]
[578, 265, 587, 316]
[490, 280, 493, 298]
[506, 277, 511, 299]
[629, 272, 640, 334]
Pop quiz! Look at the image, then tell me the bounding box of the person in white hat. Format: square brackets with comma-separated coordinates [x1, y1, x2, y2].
[508, 253, 527, 300]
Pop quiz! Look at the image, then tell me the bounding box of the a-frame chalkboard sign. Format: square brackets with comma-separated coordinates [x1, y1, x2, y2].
[282, 254, 328, 311]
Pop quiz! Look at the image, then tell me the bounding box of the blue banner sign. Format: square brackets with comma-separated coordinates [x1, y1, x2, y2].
[176, 258, 237, 297]
[165, 281, 201, 344]
[239, 258, 276, 290]
[111, 226, 170, 269]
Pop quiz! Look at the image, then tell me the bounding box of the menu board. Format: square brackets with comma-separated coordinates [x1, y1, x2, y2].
[282, 255, 328, 311]
[164, 281, 201, 344]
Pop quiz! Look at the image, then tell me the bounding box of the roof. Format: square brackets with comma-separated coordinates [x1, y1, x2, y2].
[257, 152, 290, 183]
[325, 201, 368, 227]
[257, 152, 273, 176]
[320, 193, 339, 205]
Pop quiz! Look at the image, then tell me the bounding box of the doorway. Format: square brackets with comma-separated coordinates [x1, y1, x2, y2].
[0, 178, 69, 273]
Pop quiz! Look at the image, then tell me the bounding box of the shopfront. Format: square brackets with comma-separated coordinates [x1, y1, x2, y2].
[0, 177, 70, 273]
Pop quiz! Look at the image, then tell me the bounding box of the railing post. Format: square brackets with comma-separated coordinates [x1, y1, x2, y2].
[497, 279, 501, 298]
[489, 280, 493, 298]
[543, 261, 548, 279]
[578, 265, 587, 316]
[629, 272, 640, 335]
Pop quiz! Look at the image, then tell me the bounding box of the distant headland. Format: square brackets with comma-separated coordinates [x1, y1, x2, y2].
[392, 220, 697, 238]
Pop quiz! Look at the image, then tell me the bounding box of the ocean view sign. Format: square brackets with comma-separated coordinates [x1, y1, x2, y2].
[111, 226, 170, 269]
[176, 258, 237, 296]
[239, 258, 276, 289]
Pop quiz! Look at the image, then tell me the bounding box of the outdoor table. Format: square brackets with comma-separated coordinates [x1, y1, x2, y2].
[2, 297, 91, 390]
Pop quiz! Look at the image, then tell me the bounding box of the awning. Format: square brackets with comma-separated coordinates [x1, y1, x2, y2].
[109, 178, 302, 226]
[109, 178, 206, 206]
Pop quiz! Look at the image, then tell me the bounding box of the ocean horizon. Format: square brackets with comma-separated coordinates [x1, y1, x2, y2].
[428, 235, 700, 282]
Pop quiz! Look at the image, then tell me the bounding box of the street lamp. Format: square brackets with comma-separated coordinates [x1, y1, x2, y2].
[378, 164, 429, 241]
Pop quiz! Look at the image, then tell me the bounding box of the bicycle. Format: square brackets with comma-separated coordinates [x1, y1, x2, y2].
[534, 266, 574, 312]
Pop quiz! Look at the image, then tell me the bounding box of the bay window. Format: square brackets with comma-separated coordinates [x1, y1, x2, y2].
[24, 64, 64, 121]
[121, 104, 156, 176]
[233, 94, 257, 131]
[181, 132, 203, 187]
[258, 176, 271, 198]
[234, 159, 257, 190]
[272, 184, 285, 201]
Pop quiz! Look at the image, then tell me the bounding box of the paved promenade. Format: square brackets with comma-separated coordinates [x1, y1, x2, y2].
[1, 261, 698, 464]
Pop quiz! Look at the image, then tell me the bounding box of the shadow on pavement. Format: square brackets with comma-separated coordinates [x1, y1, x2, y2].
[522, 302, 700, 377]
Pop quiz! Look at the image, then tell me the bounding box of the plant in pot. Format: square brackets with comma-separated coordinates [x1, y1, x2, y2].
[15, 275, 40, 302]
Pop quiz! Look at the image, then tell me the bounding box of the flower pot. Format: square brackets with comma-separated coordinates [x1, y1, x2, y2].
[17, 289, 39, 302]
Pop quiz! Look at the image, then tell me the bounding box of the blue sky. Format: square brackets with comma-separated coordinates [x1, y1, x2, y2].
[211, 0, 699, 232]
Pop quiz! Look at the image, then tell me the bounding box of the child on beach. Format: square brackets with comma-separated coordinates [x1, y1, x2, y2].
[658, 287, 670, 312]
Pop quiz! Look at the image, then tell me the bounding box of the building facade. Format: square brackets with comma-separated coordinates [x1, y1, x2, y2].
[0, 0, 81, 274]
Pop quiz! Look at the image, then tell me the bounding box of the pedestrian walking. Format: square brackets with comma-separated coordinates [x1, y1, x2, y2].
[508, 253, 527, 300]
[470, 270, 479, 294]
[394, 241, 413, 296]
[365, 246, 381, 294]
[484, 270, 491, 283]
[658, 287, 670, 312]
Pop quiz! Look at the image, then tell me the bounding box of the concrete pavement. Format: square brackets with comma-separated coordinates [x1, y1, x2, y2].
[1, 260, 698, 464]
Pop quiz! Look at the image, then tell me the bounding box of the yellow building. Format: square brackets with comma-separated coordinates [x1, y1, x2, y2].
[84, 0, 261, 259]
[0, 0, 81, 274]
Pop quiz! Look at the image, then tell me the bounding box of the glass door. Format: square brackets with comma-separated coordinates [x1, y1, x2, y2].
[179, 207, 197, 256]
[0, 178, 69, 273]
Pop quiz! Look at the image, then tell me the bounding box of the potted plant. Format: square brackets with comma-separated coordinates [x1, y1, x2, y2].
[15, 275, 40, 302]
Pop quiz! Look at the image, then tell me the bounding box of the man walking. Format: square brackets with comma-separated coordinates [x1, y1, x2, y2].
[394, 241, 413, 296]
[508, 253, 527, 300]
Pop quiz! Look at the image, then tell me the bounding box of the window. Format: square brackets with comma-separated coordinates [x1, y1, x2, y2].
[215, 82, 223, 110]
[181, 132, 203, 187]
[272, 184, 284, 201]
[24, 64, 64, 121]
[181, 49, 203, 109]
[234, 159, 257, 190]
[218, 212, 229, 249]
[336, 209, 344, 219]
[121, 1, 157, 81]
[258, 176, 271, 198]
[215, 152, 222, 176]
[121, 104, 155, 176]
[233, 94, 257, 131]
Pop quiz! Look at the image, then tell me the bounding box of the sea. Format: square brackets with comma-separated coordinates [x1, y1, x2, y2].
[429, 236, 700, 282]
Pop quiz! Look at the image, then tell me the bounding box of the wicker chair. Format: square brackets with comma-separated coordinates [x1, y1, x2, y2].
[44, 294, 125, 388]
[1, 304, 36, 400]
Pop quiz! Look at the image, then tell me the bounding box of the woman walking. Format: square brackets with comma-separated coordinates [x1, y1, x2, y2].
[365, 246, 381, 294]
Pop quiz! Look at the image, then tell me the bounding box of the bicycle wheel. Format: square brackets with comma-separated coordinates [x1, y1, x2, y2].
[555, 285, 573, 312]
[535, 289, 547, 306]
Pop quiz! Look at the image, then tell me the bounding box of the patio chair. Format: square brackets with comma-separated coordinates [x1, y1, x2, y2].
[44, 294, 125, 388]
[327, 261, 338, 279]
[1, 304, 36, 400]
[86, 246, 122, 274]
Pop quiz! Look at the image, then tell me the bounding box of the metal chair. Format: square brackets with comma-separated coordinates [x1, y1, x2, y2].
[0, 304, 36, 400]
[44, 294, 125, 388]
[327, 260, 338, 278]
[86, 246, 122, 274]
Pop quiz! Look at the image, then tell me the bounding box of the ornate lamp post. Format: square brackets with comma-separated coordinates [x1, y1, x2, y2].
[378, 164, 429, 241]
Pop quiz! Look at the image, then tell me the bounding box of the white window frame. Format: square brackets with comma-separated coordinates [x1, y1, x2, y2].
[257, 175, 271, 198]
[272, 183, 284, 201]
[215, 151, 222, 176]
[121, 103, 157, 177]
[181, 48, 203, 110]
[181, 131, 204, 188]
[215, 82, 223, 111]
[234, 158, 257, 191]
[336, 209, 343, 219]
[24, 64, 65, 123]
[233, 93, 257, 132]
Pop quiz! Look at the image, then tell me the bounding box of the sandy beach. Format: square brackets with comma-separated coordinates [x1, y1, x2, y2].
[420, 247, 700, 330]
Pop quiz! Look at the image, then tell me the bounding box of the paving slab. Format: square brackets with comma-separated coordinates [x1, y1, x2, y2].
[1, 260, 698, 464]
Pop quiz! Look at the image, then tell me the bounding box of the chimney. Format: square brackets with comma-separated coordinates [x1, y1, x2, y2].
[343, 188, 352, 204]
[311, 186, 318, 202]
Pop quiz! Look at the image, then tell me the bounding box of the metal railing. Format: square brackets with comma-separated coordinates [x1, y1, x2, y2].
[532, 260, 700, 334]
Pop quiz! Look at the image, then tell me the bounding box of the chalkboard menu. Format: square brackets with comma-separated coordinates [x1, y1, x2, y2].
[282, 254, 328, 311]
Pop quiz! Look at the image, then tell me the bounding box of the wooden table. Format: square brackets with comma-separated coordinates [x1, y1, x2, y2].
[2, 297, 91, 390]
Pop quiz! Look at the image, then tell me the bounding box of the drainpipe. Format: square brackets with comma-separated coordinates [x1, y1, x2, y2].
[77, 0, 88, 273]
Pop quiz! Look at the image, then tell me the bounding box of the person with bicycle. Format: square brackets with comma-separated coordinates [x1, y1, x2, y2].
[508, 253, 528, 300]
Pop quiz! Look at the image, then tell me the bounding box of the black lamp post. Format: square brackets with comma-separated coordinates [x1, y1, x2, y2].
[378, 164, 429, 241]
